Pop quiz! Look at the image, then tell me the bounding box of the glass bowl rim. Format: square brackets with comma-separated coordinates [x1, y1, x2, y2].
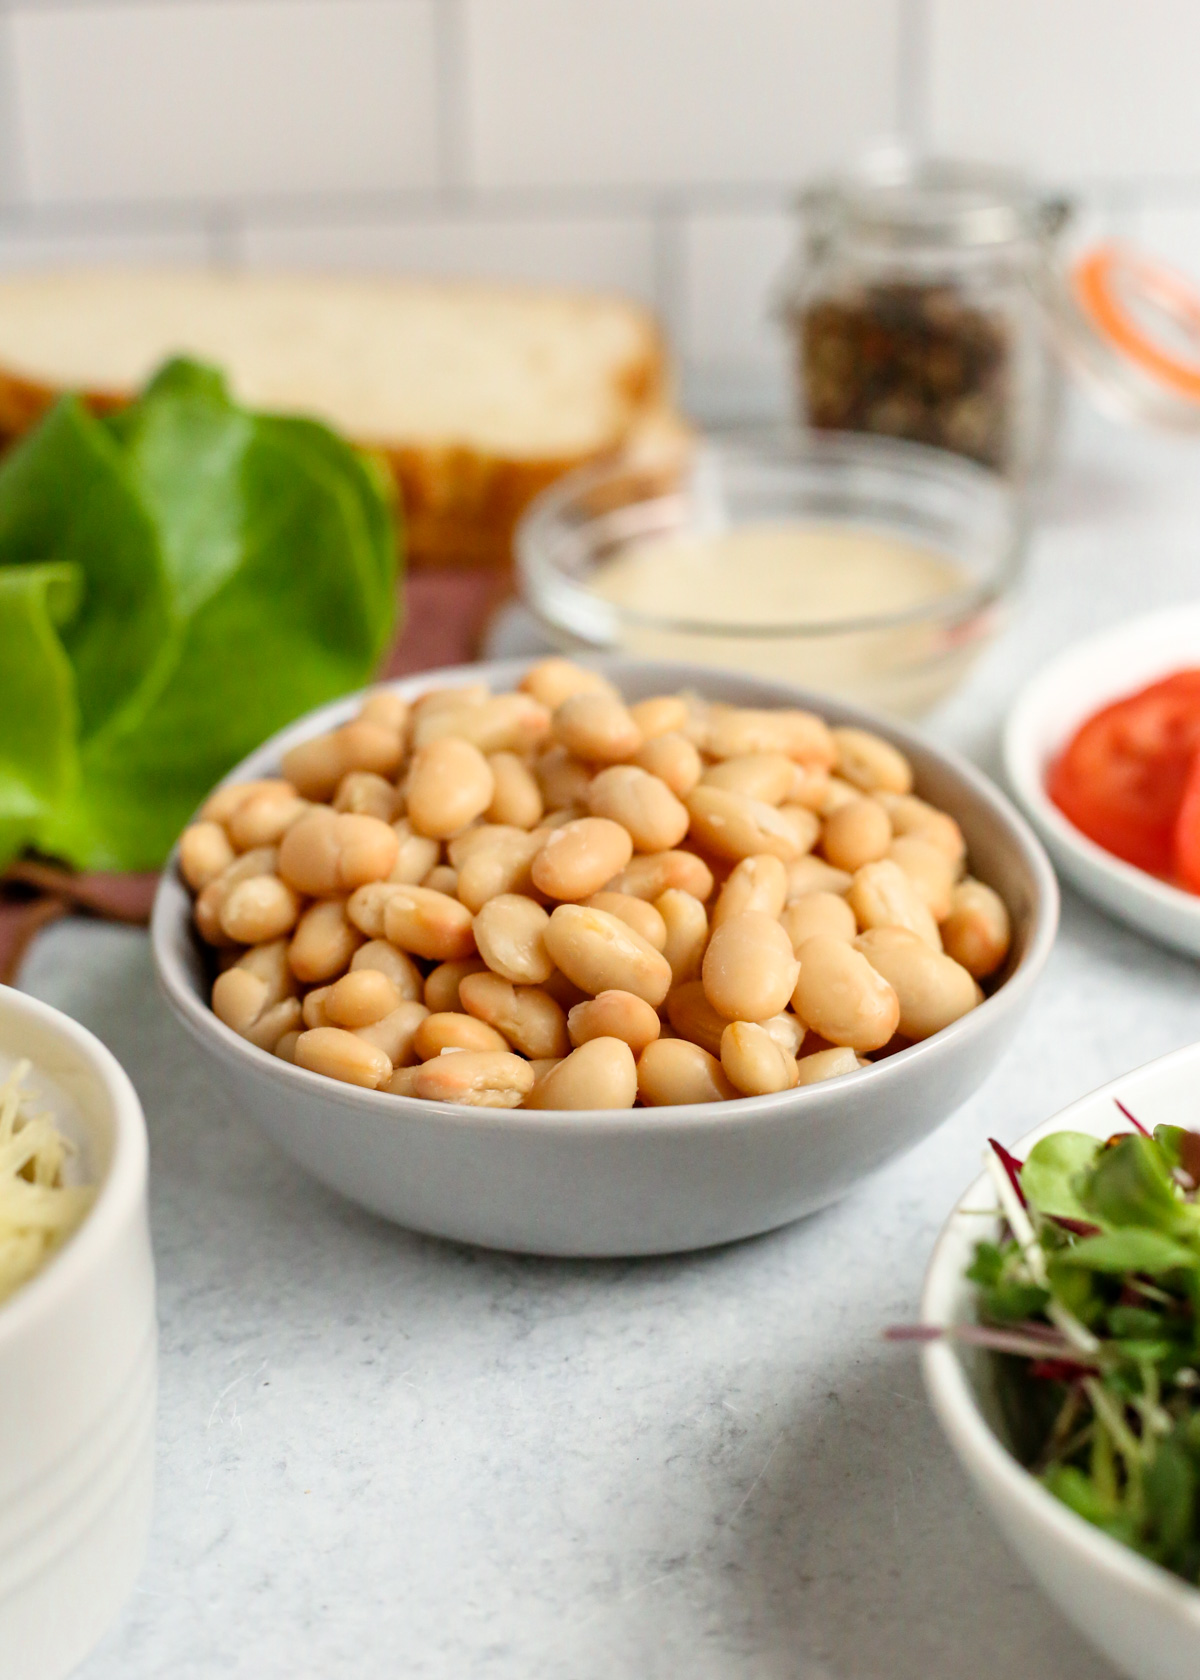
[515, 426, 1030, 643]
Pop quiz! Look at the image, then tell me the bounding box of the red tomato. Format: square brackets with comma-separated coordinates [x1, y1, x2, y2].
[1174, 751, 1200, 893]
[1048, 670, 1200, 878]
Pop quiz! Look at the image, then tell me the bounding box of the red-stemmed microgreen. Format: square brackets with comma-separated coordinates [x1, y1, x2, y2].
[892, 1122, 1200, 1583]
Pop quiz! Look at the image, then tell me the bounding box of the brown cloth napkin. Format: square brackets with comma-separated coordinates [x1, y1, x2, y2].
[0, 569, 507, 986]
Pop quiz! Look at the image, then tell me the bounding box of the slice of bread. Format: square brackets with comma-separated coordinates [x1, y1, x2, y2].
[0, 270, 678, 568]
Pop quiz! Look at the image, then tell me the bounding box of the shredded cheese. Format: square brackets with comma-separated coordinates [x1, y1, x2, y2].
[0, 1061, 94, 1305]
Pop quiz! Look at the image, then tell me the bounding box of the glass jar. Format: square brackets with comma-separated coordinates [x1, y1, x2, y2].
[780, 155, 1070, 482]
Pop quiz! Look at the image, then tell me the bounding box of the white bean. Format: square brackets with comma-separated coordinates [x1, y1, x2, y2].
[686, 787, 803, 863]
[531, 818, 633, 902]
[820, 798, 892, 873]
[720, 1021, 798, 1096]
[473, 893, 554, 985]
[855, 927, 979, 1040]
[636, 1039, 736, 1106]
[795, 1047, 862, 1086]
[567, 990, 661, 1053]
[350, 939, 424, 1000]
[846, 859, 942, 950]
[406, 738, 495, 839]
[780, 892, 857, 951]
[544, 906, 672, 1006]
[458, 971, 570, 1059]
[702, 911, 798, 1022]
[940, 878, 1011, 979]
[711, 855, 788, 927]
[664, 980, 730, 1057]
[701, 753, 797, 805]
[179, 821, 236, 890]
[383, 885, 477, 961]
[607, 850, 714, 903]
[831, 727, 913, 795]
[633, 732, 703, 797]
[486, 752, 544, 828]
[523, 1038, 638, 1110]
[553, 693, 642, 762]
[295, 1027, 392, 1089]
[412, 1050, 535, 1109]
[584, 892, 668, 951]
[791, 935, 899, 1053]
[655, 889, 709, 984]
[587, 765, 689, 853]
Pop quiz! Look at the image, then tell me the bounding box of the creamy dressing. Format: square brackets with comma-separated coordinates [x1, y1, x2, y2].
[593, 522, 967, 627]
[587, 522, 976, 714]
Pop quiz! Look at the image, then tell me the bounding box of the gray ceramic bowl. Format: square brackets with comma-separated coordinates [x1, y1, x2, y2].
[151, 658, 1058, 1257]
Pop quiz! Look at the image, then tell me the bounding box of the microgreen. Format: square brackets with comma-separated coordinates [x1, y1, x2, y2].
[910, 1100, 1200, 1584]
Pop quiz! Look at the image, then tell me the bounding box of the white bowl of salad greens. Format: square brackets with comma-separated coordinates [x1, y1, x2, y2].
[0, 984, 154, 1680]
[920, 1039, 1200, 1680]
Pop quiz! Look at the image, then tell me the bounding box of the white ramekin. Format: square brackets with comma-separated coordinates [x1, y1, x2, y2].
[0, 984, 156, 1680]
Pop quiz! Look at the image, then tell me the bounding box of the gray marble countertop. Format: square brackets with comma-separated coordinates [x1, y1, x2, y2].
[32, 403, 1200, 1679]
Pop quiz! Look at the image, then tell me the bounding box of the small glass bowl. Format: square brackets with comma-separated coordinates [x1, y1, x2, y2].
[515, 428, 1029, 716]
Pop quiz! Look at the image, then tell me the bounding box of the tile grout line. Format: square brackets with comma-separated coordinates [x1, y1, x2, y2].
[5, 0, 336, 11]
[651, 199, 687, 362]
[895, 0, 929, 152]
[9, 172, 1200, 248]
[0, 181, 850, 232]
[206, 203, 242, 268]
[433, 0, 469, 203]
[0, 0, 28, 211]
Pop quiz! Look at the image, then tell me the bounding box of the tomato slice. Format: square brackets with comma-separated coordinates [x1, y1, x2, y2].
[1174, 751, 1200, 892]
[1048, 669, 1200, 878]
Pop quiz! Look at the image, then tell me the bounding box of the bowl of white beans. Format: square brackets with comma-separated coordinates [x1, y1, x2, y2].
[151, 657, 1057, 1256]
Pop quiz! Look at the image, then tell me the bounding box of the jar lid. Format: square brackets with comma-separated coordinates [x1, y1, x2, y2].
[801, 153, 1065, 251]
[1047, 242, 1200, 429]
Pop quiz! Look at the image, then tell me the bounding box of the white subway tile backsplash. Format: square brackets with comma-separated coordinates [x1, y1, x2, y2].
[927, 0, 1200, 183]
[240, 212, 658, 302]
[681, 361, 791, 426]
[679, 210, 794, 368]
[5, 0, 1200, 408]
[0, 221, 212, 272]
[462, 0, 902, 189]
[1130, 196, 1200, 271]
[11, 0, 439, 206]
[675, 212, 794, 423]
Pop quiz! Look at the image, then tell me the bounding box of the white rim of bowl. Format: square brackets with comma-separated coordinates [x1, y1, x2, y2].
[1003, 603, 1200, 924]
[153, 656, 1059, 1131]
[0, 986, 147, 1344]
[921, 1039, 1200, 1617]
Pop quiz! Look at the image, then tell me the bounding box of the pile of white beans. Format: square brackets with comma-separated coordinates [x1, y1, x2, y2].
[179, 659, 1012, 1110]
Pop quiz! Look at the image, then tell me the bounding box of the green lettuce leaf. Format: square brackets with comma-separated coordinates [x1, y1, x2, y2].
[0, 358, 400, 871]
[0, 397, 167, 735]
[1079, 1134, 1186, 1234]
[1053, 1229, 1198, 1276]
[0, 563, 82, 868]
[1020, 1131, 1102, 1222]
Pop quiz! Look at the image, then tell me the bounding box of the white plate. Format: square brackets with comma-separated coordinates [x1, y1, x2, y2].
[922, 1039, 1200, 1680]
[1003, 601, 1200, 957]
[153, 657, 1058, 1258]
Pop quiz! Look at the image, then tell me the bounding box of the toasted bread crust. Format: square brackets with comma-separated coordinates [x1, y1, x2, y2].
[0, 326, 673, 571]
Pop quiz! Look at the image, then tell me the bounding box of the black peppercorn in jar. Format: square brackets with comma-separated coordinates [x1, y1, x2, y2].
[781, 156, 1069, 481]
